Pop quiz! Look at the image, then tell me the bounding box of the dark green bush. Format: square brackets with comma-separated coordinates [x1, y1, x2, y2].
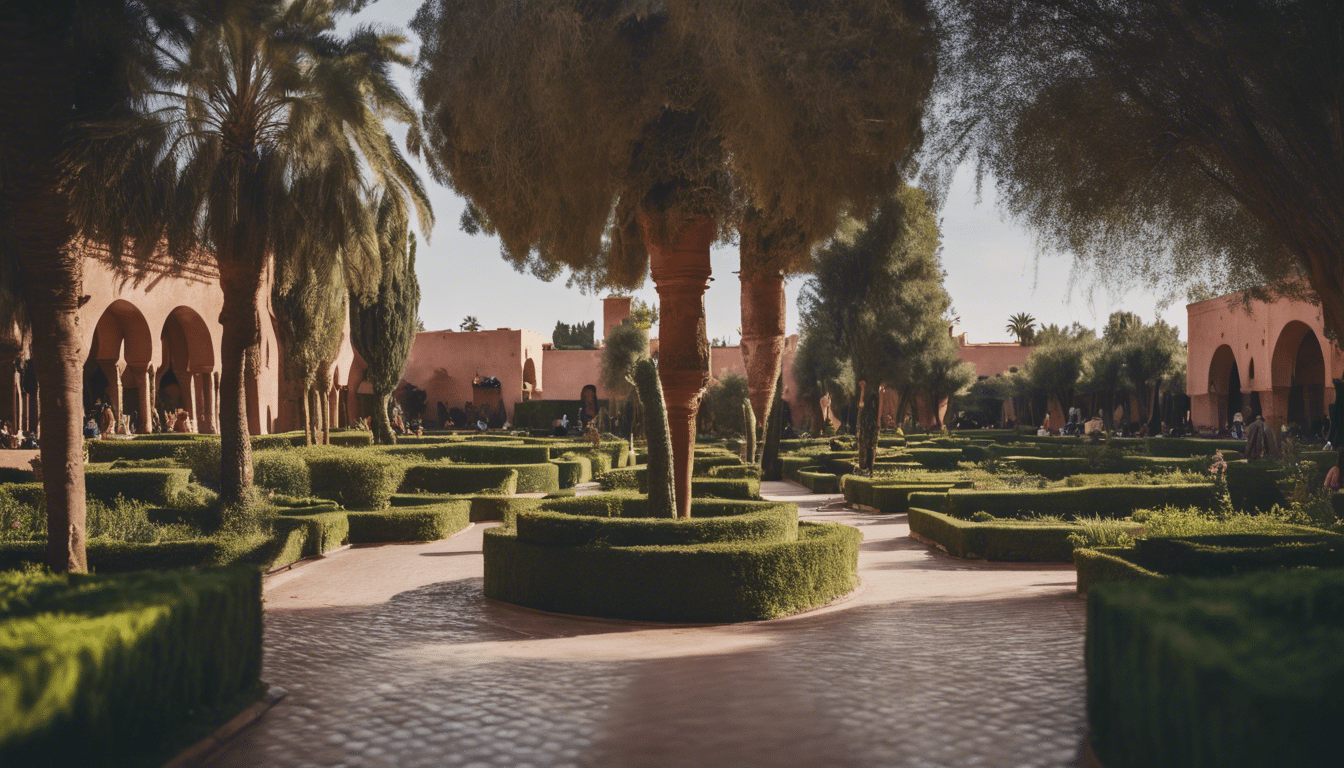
[0, 468, 33, 484]
[484, 520, 859, 622]
[328, 431, 373, 448]
[347, 501, 471, 543]
[514, 501, 797, 547]
[467, 496, 545, 524]
[843, 476, 964, 513]
[1073, 547, 1161, 593]
[399, 464, 530, 495]
[597, 466, 641, 491]
[253, 450, 311, 497]
[709, 464, 761, 479]
[920, 484, 1220, 520]
[176, 438, 222, 490]
[907, 507, 1078, 561]
[379, 441, 552, 464]
[1143, 437, 1247, 457]
[1225, 460, 1286, 511]
[1087, 570, 1344, 768]
[1128, 533, 1344, 577]
[1002, 456, 1091, 479]
[108, 458, 179, 469]
[908, 448, 963, 469]
[84, 468, 192, 506]
[550, 455, 592, 487]
[86, 439, 187, 463]
[795, 467, 841, 493]
[0, 567, 262, 768]
[303, 448, 407, 509]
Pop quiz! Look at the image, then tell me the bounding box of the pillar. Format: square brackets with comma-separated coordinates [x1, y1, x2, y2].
[133, 365, 152, 434]
[180, 370, 197, 424]
[646, 215, 714, 518]
[98, 359, 126, 434]
[195, 369, 217, 434]
[0, 351, 17, 426]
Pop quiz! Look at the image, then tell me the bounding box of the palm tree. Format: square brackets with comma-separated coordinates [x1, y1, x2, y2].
[75, 0, 431, 507]
[1, 0, 176, 572]
[272, 259, 347, 445]
[459, 316, 481, 333]
[1006, 312, 1037, 345]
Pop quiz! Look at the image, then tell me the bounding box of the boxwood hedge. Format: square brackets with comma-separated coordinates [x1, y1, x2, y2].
[253, 450, 311, 497]
[908, 447, 963, 469]
[85, 439, 187, 463]
[84, 468, 191, 506]
[401, 463, 555, 494]
[0, 567, 262, 768]
[514, 500, 797, 547]
[1087, 570, 1344, 768]
[908, 507, 1079, 562]
[795, 467, 841, 493]
[346, 500, 471, 543]
[910, 484, 1219, 520]
[304, 448, 407, 509]
[484, 520, 859, 623]
[842, 477, 964, 514]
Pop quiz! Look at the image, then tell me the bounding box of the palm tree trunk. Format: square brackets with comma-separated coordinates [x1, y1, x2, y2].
[739, 261, 786, 459]
[632, 358, 674, 518]
[217, 264, 261, 507]
[3, 16, 87, 571]
[301, 384, 313, 446]
[321, 386, 331, 444]
[761, 373, 785, 481]
[644, 214, 714, 518]
[372, 390, 395, 445]
[857, 380, 880, 472]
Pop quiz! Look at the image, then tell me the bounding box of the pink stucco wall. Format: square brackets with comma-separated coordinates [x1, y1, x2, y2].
[397, 327, 547, 420]
[1187, 291, 1344, 430]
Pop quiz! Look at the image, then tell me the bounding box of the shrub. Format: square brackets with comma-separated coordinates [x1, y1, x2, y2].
[908, 448, 963, 469]
[399, 464, 524, 495]
[84, 468, 192, 506]
[346, 501, 471, 543]
[484, 520, 859, 622]
[1073, 547, 1161, 593]
[176, 438, 222, 490]
[597, 467, 640, 491]
[709, 464, 762, 479]
[515, 500, 797, 547]
[379, 442, 552, 464]
[907, 507, 1080, 562]
[550, 454, 592, 487]
[1087, 570, 1344, 768]
[108, 458, 179, 469]
[842, 475, 966, 513]
[795, 467, 841, 494]
[328, 431, 374, 448]
[303, 448, 407, 509]
[253, 450, 312, 497]
[0, 568, 263, 768]
[85, 439, 188, 463]
[918, 484, 1220, 521]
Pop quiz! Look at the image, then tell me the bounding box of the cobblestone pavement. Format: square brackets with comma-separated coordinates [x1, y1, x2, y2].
[208, 482, 1086, 768]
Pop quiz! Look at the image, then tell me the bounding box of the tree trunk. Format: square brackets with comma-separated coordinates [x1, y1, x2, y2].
[372, 390, 396, 445]
[321, 387, 331, 445]
[644, 214, 714, 518]
[302, 383, 313, 446]
[632, 359, 674, 518]
[761, 373, 785, 481]
[739, 262, 786, 457]
[856, 380, 880, 472]
[217, 265, 262, 507]
[742, 398, 757, 465]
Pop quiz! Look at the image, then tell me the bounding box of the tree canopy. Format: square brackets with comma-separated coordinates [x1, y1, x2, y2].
[412, 0, 936, 289]
[552, 321, 597, 350]
[932, 0, 1343, 329]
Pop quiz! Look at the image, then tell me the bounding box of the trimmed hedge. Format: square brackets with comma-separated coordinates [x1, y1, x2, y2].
[709, 464, 762, 479]
[907, 447, 963, 469]
[1128, 532, 1344, 577]
[400, 462, 556, 494]
[1074, 547, 1160, 593]
[0, 567, 263, 768]
[1225, 460, 1285, 511]
[1087, 570, 1344, 768]
[795, 467, 841, 494]
[550, 455, 592, 488]
[84, 468, 191, 506]
[1143, 436, 1248, 457]
[515, 500, 798, 547]
[85, 439, 186, 463]
[378, 442, 552, 465]
[253, 450, 311, 497]
[1001, 456, 1091, 479]
[842, 477, 964, 514]
[346, 501, 471, 543]
[0, 468, 33, 485]
[908, 507, 1078, 561]
[304, 448, 407, 509]
[484, 520, 860, 622]
[910, 484, 1220, 520]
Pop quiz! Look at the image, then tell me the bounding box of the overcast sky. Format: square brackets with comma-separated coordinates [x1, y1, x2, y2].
[359, 0, 1190, 345]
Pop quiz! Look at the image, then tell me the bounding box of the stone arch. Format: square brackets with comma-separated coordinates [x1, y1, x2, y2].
[1272, 321, 1326, 427]
[159, 307, 216, 432]
[84, 300, 155, 432]
[1207, 344, 1243, 427]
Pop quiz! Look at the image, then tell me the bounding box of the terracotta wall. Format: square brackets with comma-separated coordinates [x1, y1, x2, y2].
[541, 349, 605, 402]
[398, 328, 546, 420]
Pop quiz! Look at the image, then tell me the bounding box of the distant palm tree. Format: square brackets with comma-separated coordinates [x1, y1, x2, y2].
[460, 316, 482, 332]
[74, 0, 432, 508]
[1006, 313, 1038, 345]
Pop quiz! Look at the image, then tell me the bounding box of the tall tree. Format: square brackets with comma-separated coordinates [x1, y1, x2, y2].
[1, 0, 178, 571]
[413, 0, 935, 517]
[1021, 334, 1096, 426]
[799, 185, 950, 471]
[350, 197, 422, 446]
[1006, 313, 1037, 345]
[459, 316, 481, 332]
[74, 0, 432, 507]
[935, 0, 1344, 336]
[272, 260, 347, 445]
[922, 336, 977, 428]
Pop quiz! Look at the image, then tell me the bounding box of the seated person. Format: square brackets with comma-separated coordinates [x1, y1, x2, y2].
[83, 418, 100, 439]
[1324, 450, 1344, 493]
[19, 431, 37, 450]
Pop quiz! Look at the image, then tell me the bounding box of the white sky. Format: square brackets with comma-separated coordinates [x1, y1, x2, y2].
[360, 0, 1191, 345]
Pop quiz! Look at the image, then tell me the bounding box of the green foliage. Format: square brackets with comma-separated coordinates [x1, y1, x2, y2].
[551, 320, 597, 350]
[303, 448, 408, 510]
[795, 468, 842, 494]
[1086, 570, 1344, 768]
[346, 501, 471, 544]
[1066, 517, 1137, 550]
[843, 476, 963, 513]
[917, 484, 1221, 521]
[84, 468, 191, 507]
[484, 492, 859, 622]
[253, 450, 312, 498]
[701, 373, 752, 437]
[272, 256, 346, 441]
[908, 507, 1080, 561]
[86, 439, 189, 463]
[599, 322, 650, 399]
[1005, 312, 1036, 344]
[177, 438, 223, 490]
[0, 568, 262, 767]
[399, 464, 521, 496]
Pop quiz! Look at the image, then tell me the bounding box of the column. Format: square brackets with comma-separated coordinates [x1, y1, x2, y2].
[646, 215, 714, 518]
[198, 369, 217, 434]
[134, 365, 152, 434]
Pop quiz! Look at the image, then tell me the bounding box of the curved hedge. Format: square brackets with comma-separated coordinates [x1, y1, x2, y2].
[0, 568, 262, 768]
[378, 442, 552, 465]
[908, 448, 963, 469]
[514, 502, 797, 547]
[795, 467, 841, 493]
[399, 465, 521, 495]
[484, 519, 860, 623]
[549, 455, 592, 487]
[346, 500, 471, 543]
[842, 477, 964, 514]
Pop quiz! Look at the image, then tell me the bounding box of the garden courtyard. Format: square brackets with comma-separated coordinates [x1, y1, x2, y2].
[211, 481, 1086, 768]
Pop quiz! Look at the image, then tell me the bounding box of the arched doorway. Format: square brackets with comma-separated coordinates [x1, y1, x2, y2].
[1273, 321, 1327, 429]
[522, 357, 537, 401]
[160, 307, 216, 433]
[85, 300, 154, 433]
[1207, 344, 1242, 428]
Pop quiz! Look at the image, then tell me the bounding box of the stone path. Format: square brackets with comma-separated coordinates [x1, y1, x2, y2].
[207, 482, 1087, 768]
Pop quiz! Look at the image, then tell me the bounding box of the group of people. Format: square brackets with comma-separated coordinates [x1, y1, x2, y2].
[81, 399, 198, 439]
[0, 420, 36, 449]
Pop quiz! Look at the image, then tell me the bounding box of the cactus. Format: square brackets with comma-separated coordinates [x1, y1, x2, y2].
[630, 358, 675, 518]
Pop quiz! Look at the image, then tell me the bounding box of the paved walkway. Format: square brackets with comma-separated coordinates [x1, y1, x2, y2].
[208, 482, 1087, 768]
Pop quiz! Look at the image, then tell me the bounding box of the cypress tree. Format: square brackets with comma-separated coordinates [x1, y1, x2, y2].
[350, 197, 421, 446]
[272, 261, 346, 445]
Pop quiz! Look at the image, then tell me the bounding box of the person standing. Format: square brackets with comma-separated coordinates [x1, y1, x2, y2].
[1245, 413, 1270, 460]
